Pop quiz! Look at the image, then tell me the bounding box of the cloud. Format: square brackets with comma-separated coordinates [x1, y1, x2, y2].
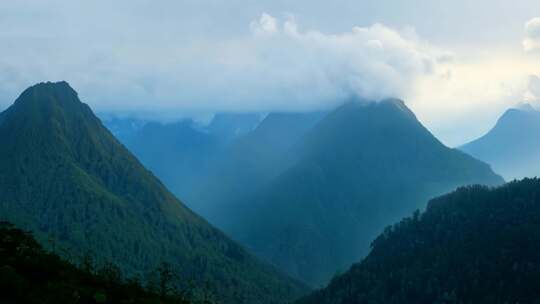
[409, 50, 540, 147]
[250, 13, 279, 35]
[3, 2, 540, 146]
[0, 12, 441, 116]
[524, 74, 540, 101]
[232, 14, 441, 110]
[524, 17, 540, 52]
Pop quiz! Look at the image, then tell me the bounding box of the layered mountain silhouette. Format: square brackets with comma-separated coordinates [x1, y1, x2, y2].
[0, 82, 308, 304]
[461, 104, 540, 180]
[298, 178, 540, 304]
[119, 120, 221, 201]
[101, 113, 264, 209]
[187, 111, 326, 221]
[222, 100, 504, 287]
[206, 112, 263, 144]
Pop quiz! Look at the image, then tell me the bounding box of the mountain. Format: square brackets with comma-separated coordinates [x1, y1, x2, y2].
[186, 111, 326, 222]
[0, 82, 308, 304]
[100, 115, 147, 143]
[298, 178, 540, 304]
[206, 112, 263, 144]
[224, 100, 504, 287]
[119, 120, 221, 202]
[100, 113, 262, 207]
[99, 111, 324, 220]
[460, 103, 540, 180]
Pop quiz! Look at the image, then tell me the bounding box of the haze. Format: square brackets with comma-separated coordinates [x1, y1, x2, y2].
[2, 0, 540, 146]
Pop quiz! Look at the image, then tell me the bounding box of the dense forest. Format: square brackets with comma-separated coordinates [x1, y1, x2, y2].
[0, 221, 196, 303]
[0, 82, 307, 304]
[299, 178, 540, 304]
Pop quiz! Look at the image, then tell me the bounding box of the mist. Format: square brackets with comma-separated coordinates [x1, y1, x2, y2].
[0, 11, 440, 115]
[2, 1, 540, 146]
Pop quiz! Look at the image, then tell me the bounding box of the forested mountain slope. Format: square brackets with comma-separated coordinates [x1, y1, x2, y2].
[0, 82, 308, 304]
[299, 178, 540, 304]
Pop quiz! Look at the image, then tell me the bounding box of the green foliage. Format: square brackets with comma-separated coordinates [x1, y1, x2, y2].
[0, 82, 308, 304]
[0, 221, 191, 303]
[299, 178, 540, 304]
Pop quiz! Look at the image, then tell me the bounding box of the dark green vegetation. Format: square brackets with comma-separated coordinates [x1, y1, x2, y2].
[299, 178, 540, 304]
[0, 221, 193, 303]
[223, 100, 504, 287]
[461, 104, 540, 180]
[0, 82, 307, 304]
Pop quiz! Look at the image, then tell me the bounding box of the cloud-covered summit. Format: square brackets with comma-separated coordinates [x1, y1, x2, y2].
[243, 13, 440, 107]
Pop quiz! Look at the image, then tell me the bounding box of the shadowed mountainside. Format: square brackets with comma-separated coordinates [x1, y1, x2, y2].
[223, 100, 504, 287]
[298, 178, 540, 304]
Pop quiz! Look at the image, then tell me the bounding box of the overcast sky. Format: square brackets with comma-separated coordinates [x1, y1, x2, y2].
[2, 0, 540, 146]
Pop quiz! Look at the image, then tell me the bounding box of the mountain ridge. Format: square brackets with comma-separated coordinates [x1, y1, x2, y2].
[461, 103, 540, 180]
[298, 178, 540, 304]
[0, 81, 308, 304]
[223, 99, 504, 287]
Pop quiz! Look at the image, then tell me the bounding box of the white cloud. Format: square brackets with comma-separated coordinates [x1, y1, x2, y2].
[2, 3, 540, 146]
[238, 14, 440, 107]
[0, 12, 441, 115]
[524, 74, 540, 102]
[250, 13, 279, 36]
[524, 17, 540, 52]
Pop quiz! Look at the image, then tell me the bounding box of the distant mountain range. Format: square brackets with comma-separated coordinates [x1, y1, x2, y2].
[461, 103, 540, 180]
[221, 100, 503, 287]
[100, 113, 264, 208]
[186, 111, 327, 221]
[0, 82, 307, 304]
[102, 110, 326, 218]
[298, 178, 540, 304]
[99, 95, 504, 288]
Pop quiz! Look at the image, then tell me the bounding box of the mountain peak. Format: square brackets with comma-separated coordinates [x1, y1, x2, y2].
[514, 102, 538, 112]
[12, 81, 84, 116]
[327, 98, 419, 134]
[460, 103, 540, 180]
[496, 104, 540, 128]
[0, 83, 308, 303]
[18, 81, 76, 101]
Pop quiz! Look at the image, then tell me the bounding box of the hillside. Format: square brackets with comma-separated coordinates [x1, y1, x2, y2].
[120, 120, 221, 201]
[298, 178, 540, 304]
[0, 221, 192, 304]
[225, 100, 504, 287]
[0, 82, 308, 304]
[461, 104, 540, 180]
[187, 111, 326, 221]
[101, 113, 263, 209]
